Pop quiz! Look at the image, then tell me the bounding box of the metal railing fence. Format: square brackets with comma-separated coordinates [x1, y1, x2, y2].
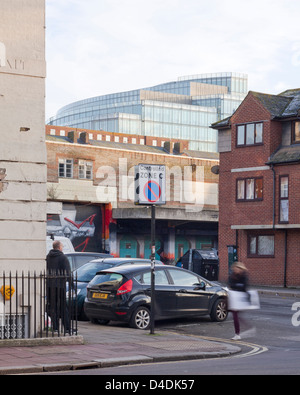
[0, 271, 78, 340]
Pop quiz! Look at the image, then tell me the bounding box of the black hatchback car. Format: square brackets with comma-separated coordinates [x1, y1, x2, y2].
[84, 265, 228, 330]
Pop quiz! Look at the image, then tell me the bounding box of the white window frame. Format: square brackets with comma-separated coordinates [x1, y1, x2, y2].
[58, 159, 73, 178]
[79, 160, 93, 180]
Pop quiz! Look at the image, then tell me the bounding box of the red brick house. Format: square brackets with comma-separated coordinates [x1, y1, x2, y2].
[212, 89, 300, 287]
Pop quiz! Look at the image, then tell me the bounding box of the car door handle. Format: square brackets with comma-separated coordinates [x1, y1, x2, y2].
[179, 289, 187, 293]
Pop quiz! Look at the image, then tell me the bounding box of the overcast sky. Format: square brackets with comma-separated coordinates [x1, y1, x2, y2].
[46, 0, 300, 120]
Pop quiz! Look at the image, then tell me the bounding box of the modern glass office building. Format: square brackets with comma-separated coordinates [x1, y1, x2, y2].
[47, 72, 248, 152]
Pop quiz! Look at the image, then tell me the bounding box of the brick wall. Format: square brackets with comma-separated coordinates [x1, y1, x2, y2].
[218, 92, 300, 286]
[46, 125, 189, 152]
[46, 139, 219, 211]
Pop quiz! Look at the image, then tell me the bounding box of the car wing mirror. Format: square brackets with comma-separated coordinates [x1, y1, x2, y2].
[194, 281, 206, 290]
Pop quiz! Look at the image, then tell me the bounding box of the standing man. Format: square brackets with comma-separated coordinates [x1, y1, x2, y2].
[47, 240, 70, 274]
[46, 241, 71, 334]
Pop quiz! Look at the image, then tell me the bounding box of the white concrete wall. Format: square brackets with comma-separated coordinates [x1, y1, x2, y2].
[0, 0, 46, 273]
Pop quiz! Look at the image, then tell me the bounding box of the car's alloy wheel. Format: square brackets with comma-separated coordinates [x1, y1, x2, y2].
[131, 306, 151, 330]
[211, 299, 228, 322]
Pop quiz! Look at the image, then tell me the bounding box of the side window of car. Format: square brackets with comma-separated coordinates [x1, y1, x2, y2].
[135, 270, 169, 285]
[155, 270, 169, 285]
[168, 269, 200, 287]
[142, 271, 151, 285]
[66, 256, 73, 270]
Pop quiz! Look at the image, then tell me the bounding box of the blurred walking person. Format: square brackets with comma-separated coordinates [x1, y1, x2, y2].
[228, 262, 255, 340]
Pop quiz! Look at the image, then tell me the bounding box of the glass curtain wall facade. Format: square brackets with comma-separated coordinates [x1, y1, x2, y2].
[47, 72, 248, 152]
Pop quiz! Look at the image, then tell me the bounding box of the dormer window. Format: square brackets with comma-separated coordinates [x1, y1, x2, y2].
[237, 122, 263, 147]
[292, 121, 300, 144]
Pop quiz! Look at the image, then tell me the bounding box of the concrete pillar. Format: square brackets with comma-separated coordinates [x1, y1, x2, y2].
[163, 228, 176, 264]
[0, 0, 47, 273]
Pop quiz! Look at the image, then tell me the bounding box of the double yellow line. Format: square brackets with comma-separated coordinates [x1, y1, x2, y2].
[195, 335, 269, 359]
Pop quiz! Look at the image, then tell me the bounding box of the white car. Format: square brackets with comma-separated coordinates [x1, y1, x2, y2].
[46, 236, 75, 254]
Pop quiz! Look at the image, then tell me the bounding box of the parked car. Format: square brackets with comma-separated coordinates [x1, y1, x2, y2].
[65, 252, 113, 272]
[84, 265, 228, 329]
[73, 258, 164, 320]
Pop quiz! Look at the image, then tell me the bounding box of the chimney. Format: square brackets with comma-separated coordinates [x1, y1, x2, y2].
[79, 132, 88, 144]
[163, 141, 171, 154]
[67, 131, 75, 143]
[173, 142, 183, 154]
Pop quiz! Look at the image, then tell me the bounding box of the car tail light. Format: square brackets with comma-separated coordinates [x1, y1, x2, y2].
[117, 279, 133, 295]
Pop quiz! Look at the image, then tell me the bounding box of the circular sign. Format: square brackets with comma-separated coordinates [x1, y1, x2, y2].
[144, 180, 161, 203]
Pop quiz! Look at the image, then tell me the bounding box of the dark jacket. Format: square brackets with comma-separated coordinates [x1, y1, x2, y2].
[228, 271, 249, 293]
[46, 249, 70, 276]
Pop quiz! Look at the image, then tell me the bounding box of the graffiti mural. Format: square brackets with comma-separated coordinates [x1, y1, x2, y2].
[47, 204, 102, 252]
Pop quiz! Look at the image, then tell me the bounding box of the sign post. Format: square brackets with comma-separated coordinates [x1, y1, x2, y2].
[135, 164, 166, 334]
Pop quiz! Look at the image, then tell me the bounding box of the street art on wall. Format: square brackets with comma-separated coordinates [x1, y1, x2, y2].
[47, 204, 102, 252]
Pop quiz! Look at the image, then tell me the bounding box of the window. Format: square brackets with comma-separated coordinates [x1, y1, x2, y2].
[237, 178, 263, 201]
[58, 159, 73, 178]
[135, 270, 169, 286]
[237, 122, 263, 146]
[279, 176, 289, 223]
[248, 235, 275, 257]
[79, 160, 93, 180]
[169, 269, 200, 286]
[292, 121, 300, 144]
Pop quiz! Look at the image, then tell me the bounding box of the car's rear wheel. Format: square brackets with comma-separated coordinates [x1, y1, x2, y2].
[130, 306, 151, 330]
[210, 298, 228, 322]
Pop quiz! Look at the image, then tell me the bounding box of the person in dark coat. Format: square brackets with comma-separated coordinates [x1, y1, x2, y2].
[47, 240, 70, 275]
[46, 241, 71, 333]
[228, 262, 255, 340]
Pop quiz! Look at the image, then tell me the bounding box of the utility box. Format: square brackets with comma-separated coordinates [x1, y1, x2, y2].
[177, 249, 219, 281]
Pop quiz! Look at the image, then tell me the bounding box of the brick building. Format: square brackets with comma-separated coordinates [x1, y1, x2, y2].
[212, 89, 300, 287]
[46, 125, 219, 264]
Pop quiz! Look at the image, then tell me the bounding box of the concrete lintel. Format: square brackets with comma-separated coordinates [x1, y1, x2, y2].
[113, 207, 218, 222]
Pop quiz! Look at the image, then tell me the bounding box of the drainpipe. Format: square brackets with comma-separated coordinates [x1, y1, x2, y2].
[271, 164, 287, 287]
[284, 230, 288, 288]
[271, 165, 276, 229]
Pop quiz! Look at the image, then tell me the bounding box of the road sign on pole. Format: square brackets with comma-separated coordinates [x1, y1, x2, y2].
[134, 164, 166, 334]
[135, 164, 166, 205]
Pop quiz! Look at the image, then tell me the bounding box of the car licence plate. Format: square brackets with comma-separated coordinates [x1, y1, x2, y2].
[92, 292, 108, 300]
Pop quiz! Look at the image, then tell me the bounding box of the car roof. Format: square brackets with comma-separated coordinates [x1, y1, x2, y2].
[65, 252, 112, 256]
[90, 257, 162, 264]
[94, 264, 183, 276]
[93, 264, 214, 285]
[95, 264, 158, 275]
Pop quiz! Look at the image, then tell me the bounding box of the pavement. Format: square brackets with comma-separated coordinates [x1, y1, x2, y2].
[0, 286, 299, 375]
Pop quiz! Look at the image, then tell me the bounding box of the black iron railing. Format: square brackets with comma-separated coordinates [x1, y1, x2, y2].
[0, 271, 78, 340]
